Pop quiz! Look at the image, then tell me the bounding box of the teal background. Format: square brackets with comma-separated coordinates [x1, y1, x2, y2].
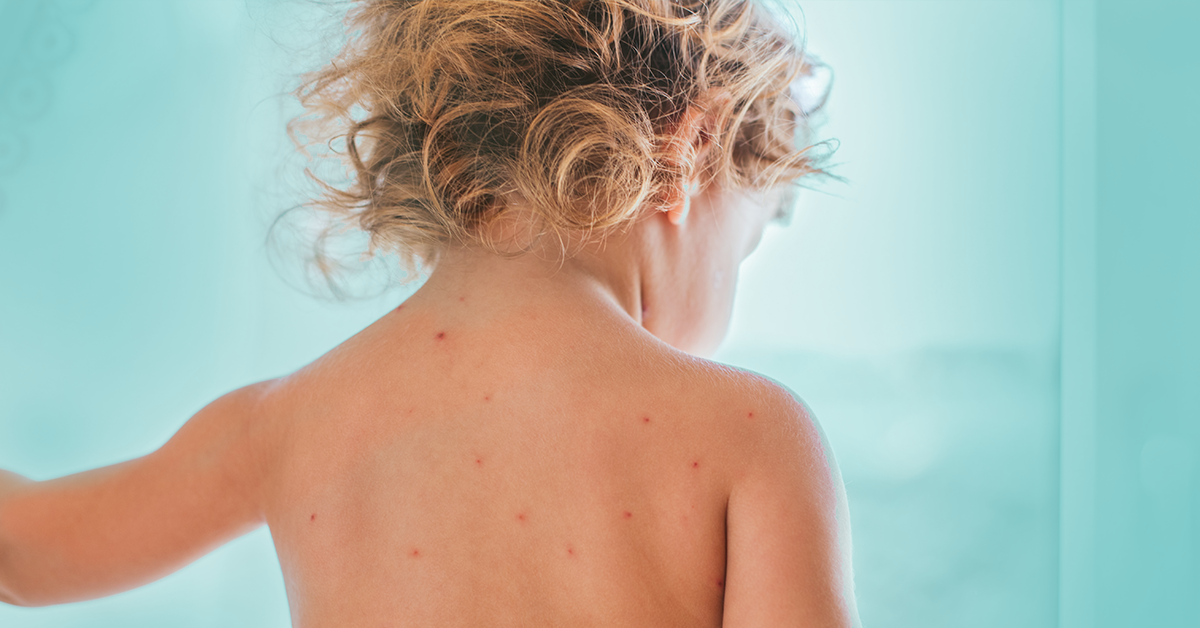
[0, 0, 1195, 626]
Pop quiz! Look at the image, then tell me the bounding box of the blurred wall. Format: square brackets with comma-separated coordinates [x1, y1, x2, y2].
[1057, 2, 1200, 627]
[1090, 1, 1199, 626]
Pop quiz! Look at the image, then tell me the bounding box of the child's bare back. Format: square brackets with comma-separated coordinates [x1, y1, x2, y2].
[260, 248, 849, 626]
[268, 276, 787, 626]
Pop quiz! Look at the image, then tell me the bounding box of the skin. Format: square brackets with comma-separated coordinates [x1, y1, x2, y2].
[0, 103, 860, 627]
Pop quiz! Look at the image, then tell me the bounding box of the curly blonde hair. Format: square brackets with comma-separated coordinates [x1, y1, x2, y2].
[287, 0, 836, 284]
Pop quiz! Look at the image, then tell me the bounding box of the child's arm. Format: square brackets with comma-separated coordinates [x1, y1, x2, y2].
[721, 387, 861, 628]
[0, 380, 279, 607]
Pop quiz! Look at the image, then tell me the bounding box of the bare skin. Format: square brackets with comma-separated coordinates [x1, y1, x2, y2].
[0, 104, 860, 627]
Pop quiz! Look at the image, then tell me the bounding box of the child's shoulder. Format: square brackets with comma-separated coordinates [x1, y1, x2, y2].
[681, 356, 819, 427]
[669, 356, 829, 464]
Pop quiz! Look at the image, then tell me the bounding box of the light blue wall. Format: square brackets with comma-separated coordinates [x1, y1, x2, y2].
[1059, 2, 1200, 627]
[0, 1, 1195, 627]
[1092, 1, 1199, 626]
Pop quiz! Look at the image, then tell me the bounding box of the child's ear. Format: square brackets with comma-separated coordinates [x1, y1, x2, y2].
[660, 100, 719, 225]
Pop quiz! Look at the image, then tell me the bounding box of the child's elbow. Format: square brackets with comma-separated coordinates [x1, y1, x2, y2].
[0, 588, 31, 607]
[0, 546, 50, 608]
[0, 551, 31, 607]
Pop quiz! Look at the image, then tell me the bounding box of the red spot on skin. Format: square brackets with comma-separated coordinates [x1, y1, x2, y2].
[459, 296, 465, 302]
[395, 304, 404, 311]
[475, 458, 483, 466]
[716, 579, 724, 588]
[747, 411, 754, 419]
[642, 416, 651, 424]
[692, 461, 700, 469]
[623, 511, 633, 519]
[411, 549, 420, 557]
[310, 513, 316, 522]
[567, 547, 575, 556]
[484, 396, 491, 402]
[517, 513, 527, 523]
[436, 332, 445, 340]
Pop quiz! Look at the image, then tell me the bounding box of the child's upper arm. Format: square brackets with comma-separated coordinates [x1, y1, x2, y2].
[721, 383, 860, 628]
[0, 379, 281, 607]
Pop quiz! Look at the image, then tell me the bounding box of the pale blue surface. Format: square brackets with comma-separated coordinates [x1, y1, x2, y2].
[0, 1, 1195, 627]
[1091, 2, 1200, 626]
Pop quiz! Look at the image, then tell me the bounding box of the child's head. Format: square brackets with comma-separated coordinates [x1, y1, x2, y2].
[289, 0, 835, 283]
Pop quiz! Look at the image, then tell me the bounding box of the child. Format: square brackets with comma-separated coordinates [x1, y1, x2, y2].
[0, 0, 859, 625]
